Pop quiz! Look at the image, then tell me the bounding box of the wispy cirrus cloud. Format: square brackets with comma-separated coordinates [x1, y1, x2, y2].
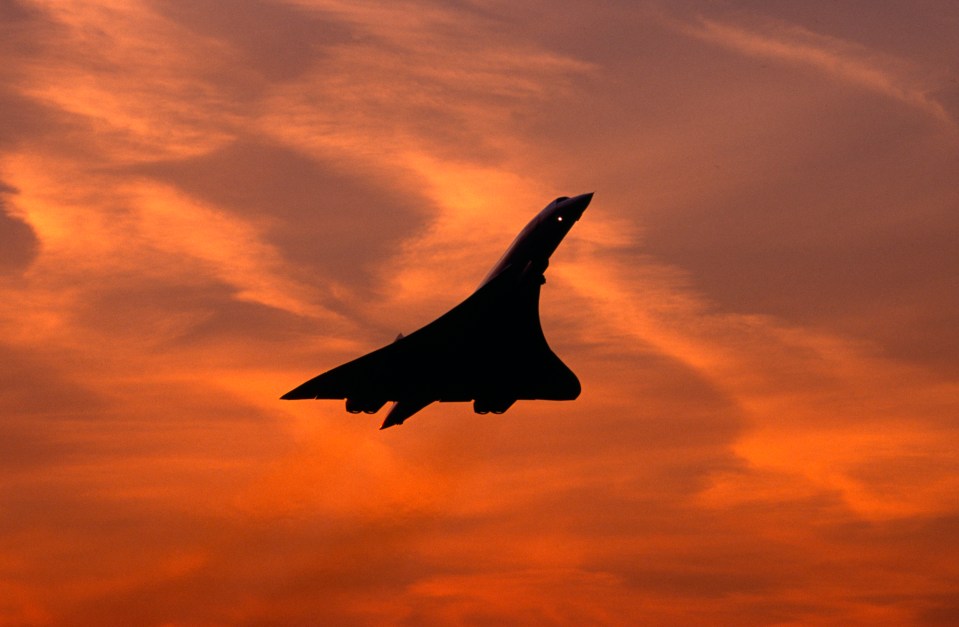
[679, 15, 955, 128]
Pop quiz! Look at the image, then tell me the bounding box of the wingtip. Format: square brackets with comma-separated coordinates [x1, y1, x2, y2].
[379, 415, 404, 429]
[280, 388, 309, 400]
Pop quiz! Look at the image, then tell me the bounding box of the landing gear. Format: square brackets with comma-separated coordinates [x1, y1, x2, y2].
[345, 398, 387, 414]
[473, 398, 516, 415]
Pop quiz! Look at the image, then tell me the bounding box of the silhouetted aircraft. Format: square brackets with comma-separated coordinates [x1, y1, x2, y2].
[282, 193, 593, 428]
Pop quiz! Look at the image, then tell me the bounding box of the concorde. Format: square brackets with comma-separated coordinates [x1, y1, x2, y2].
[282, 193, 593, 429]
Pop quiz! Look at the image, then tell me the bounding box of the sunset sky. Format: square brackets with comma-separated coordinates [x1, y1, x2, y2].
[2, 0, 959, 624]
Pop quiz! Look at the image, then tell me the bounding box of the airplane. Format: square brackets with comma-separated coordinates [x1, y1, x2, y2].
[281, 192, 593, 429]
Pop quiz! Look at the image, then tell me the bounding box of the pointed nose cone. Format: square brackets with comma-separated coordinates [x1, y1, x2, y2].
[563, 192, 593, 220]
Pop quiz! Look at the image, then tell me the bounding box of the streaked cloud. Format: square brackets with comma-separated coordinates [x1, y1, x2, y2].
[0, 182, 38, 273]
[680, 14, 956, 127]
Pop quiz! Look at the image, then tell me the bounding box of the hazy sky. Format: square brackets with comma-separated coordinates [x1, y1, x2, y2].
[2, 0, 958, 624]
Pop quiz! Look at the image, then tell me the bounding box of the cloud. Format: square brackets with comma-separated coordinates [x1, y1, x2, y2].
[123, 139, 433, 298]
[255, 0, 594, 165]
[679, 15, 956, 127]
[556, 229, 959, 522]
[0, 183, 39, 273]
[150, 0, 356, 83]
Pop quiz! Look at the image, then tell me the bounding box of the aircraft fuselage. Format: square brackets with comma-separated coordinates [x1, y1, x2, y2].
[282, 193, 593, 428]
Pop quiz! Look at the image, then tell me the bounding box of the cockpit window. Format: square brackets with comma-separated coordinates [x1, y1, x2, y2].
[553, 196, 570, 204]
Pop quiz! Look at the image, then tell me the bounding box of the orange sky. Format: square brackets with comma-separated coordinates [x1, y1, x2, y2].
[2, 1, 958, 624]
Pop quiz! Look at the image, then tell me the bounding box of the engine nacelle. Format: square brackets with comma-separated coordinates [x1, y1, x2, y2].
[345, 397, 388, 414]
[473, 398, 516, 415]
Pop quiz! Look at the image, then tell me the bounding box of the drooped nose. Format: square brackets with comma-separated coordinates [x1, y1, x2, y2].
[561, 192, 593, 220]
